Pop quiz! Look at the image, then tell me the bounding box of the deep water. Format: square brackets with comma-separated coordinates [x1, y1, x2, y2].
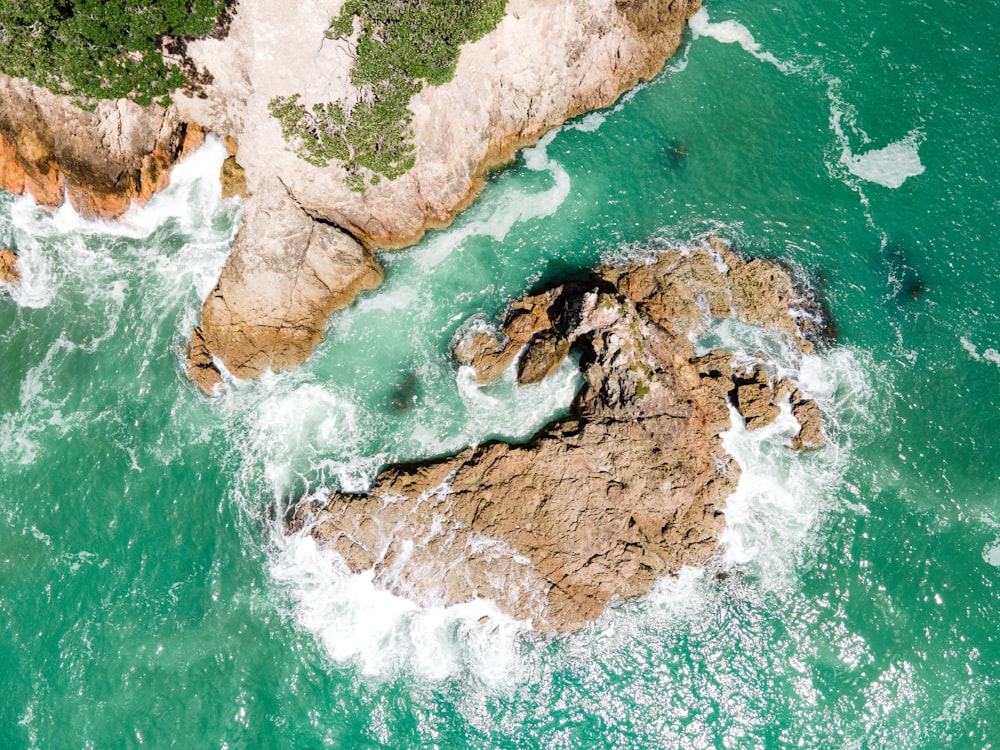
[2, 0, 999, 746]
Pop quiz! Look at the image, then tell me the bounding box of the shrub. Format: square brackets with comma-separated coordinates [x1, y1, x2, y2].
[271, 0, 507, 189]
[0, 0, 227, 106]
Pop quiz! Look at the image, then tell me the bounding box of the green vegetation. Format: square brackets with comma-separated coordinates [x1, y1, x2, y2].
[270, 0, 507, 189]
[0, 0, 227, 106]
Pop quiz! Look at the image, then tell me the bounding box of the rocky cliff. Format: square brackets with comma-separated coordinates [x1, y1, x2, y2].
[0, 76, 204, 220]
[0, 0, 703, 389]
[287, 240, 826, 631]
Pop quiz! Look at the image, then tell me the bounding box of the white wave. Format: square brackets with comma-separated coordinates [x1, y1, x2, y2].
[960, 336, 1000, 367]
[960, 336, 981, 360]
[690, 6, 925, 208]
[353, 283, 419, 313]
[983, 542, 1000, 567]
[270, 530, 532, 683]
[242, 381, 370, 495]
[688, 7, 795, 73]
[455, 353, 581, 444]
[840, 131, 925, 189]
[719, 343, 877, 586]
[418, 129, 571, 268]
[568, 112, 606, 133]
[3, 135, 236, 311]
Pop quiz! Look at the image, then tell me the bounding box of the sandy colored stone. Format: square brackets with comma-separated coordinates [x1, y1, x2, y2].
[186, 326, 224, 395]
[197, 179, 383, 380]
[0, 248, 19, 283]
[790, 399, 824, 450]
[219, 156, 247, 199]
[289, 243, 825, 631]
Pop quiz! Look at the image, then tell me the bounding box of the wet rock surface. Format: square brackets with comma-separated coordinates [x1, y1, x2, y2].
[0, 75, 202, 219]
[0, 248, 19, 283]
[288, 240, 827, 631]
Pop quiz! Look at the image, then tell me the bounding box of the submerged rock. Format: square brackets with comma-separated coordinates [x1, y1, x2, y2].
[0, 248, 19, 283]
[288, 239, 827, 631]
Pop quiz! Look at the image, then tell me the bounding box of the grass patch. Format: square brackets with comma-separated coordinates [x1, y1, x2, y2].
[270, 0, 507, 189]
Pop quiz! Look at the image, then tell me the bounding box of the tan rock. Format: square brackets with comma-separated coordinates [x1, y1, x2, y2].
[790, 399, 824, 450]
[0, 248, 19, 284]
[290, 244, 825, 630]
[219, 156, 247, 199]
[187, 326, 224, 395]
[196, 179, 383, 380]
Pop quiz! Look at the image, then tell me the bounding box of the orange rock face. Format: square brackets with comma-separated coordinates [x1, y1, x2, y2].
[0, 248, 19, 283]
[0, 75, 198, 220]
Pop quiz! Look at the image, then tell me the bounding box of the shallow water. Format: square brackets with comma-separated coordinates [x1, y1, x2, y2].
[2, 0, 999, 746]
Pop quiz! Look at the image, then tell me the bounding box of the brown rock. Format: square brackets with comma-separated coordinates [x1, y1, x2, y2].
[517, 331, 571, 385]
[733, 365, 780, 431]
[289, 243, 826, 630]
[219, 156, 247, 199]
[195, 180, 383, 381]
[790, 399, 824, 450]
[0, 248, 19, 284]
[187, 326, 224, 395]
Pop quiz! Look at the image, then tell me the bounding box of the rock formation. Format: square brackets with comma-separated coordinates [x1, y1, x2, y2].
[0, 0, 707, 388]
[0, 248, 19, 284]
[0, 76, 202, 220]
[180, 0, 704, 387]
[287, 240, 826, 631]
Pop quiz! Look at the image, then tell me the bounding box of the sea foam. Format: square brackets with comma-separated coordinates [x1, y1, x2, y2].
[840, 131, 925, 189]
[417, 129, 571, 268]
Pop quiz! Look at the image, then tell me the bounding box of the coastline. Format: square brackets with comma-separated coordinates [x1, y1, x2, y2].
[0, 0, 702, 390]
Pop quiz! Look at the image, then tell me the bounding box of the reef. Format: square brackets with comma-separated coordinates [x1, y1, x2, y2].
[287, 239, 826, 631]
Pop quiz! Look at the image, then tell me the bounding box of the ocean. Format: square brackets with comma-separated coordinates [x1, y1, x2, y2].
[1, 0, 998, 746]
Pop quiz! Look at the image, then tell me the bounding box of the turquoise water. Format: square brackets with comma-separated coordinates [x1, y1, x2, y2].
[2, 0, 1000, 745]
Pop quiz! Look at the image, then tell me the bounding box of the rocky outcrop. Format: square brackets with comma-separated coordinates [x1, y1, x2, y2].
[190, 179, 384, 384]
[0, 75, 203, 219]
[177, 0, 704, 387]
[0, 248, 19, 283]
[287, 240, 826, 630]
[0, 1, 706, 388]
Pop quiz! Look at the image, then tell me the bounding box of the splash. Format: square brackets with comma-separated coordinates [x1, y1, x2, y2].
[417, 129, 571, 268]
[703, 319, 879, 586]
[688, 6, 797, 73]
[2, 136, 236, 311]
[269, 529, 533, 683]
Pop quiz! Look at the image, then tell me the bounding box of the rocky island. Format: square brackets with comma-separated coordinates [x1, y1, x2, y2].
[288, 240, 826, 630]
[1, 1, 829, 631]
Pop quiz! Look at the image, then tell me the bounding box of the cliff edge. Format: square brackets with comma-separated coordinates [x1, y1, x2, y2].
[0, 0, 702, 390]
